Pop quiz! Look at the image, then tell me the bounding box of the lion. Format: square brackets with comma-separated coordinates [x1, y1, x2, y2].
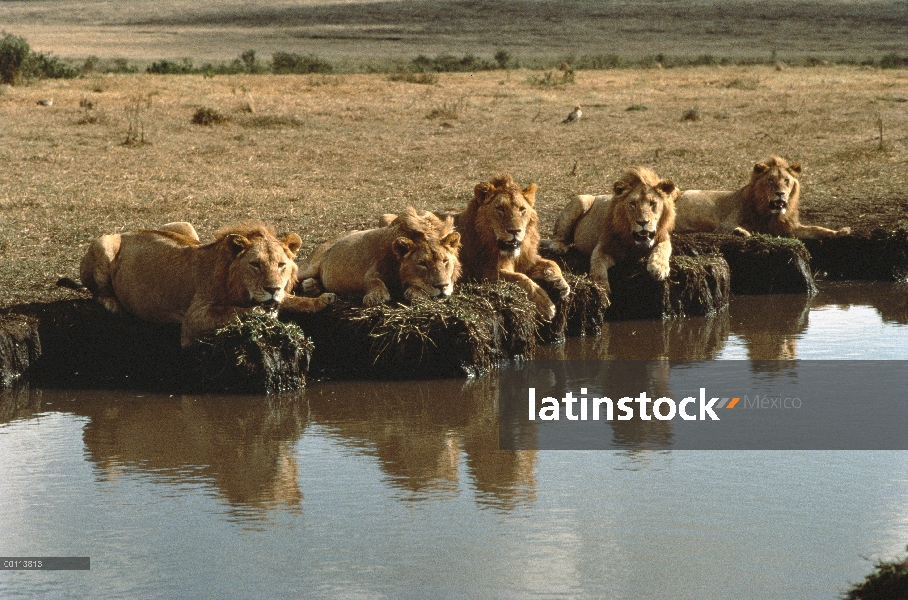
[674, 156, 851, 238]
[298, 207, 461, 306]
[79, 221, 336, 347]
[453, 174, 570, 320]
[542, 167, 679, 296]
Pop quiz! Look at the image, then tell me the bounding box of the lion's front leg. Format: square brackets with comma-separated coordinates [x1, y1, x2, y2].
[362, 265, 392, 307]
[647, 239, 672, 281]
[589, 243, 615, 297]
[279, 293, 336, 314]
[181, 300, 254, 348]
[499, 270, 557, 320]
[794, 224, 851, 239]
[525, 258, 571, 300]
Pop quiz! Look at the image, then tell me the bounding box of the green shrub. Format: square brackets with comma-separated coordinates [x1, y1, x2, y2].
[0, 33, 32, 84]
[879, 53, 908, 69]
[411, 53, 497, 72]
[147, 58, 195, 74]
[271, 52, 333, 74]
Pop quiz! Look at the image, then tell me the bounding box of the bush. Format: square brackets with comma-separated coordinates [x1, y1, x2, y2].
[0, 33, 32, 84]
[879, 53, 908, 69]
[411, 53, 497, 72]
[271, 52, 333, 74]
[147, 58, 195, 74]
[192, 107, 228, 126]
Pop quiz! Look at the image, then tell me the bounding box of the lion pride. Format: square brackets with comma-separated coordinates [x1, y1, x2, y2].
[544, 167, 679, 295]
[80, 221, 335, 347]
[298, 207, 461, 306]
[456, 174, 570, 319]
[674, 156, 850, 238]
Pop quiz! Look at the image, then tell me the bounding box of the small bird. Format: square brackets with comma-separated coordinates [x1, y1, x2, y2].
[37, 98, 54, 107]
[562, 105, 581, 124]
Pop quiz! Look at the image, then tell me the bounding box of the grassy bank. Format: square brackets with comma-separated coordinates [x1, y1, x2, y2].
[1, 66, 906, 307]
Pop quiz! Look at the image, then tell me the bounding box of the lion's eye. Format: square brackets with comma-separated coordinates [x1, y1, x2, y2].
[443, 258, 450, 266]
[519, 207, 526, 214]
[278, 262, 286, 270]
[250, 261, 262, 271]
[650, 202, 657, 209]
[496, 206, 504, 213]
[768, 178, 775, 184]
[784, 178, 790, 185]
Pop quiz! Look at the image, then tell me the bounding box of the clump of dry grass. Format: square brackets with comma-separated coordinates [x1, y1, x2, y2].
[681, 107, 702, 121]
[426, 99, 462, 120]
[192, 106, 228, 125]
[388, 71, 438, 84]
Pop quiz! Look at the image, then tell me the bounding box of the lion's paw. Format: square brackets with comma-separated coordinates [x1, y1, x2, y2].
[319, 293, 337, 307]
[535, 297, 557, 321]
[647, 257, 671, 281]
[732, 227, 752, 237]
[301, 277, 323, 295]
[98, 296, 122, 314]
[539, 239, 570, 256]
[836, 227, 852, 237]
[363, 290, 390, 307]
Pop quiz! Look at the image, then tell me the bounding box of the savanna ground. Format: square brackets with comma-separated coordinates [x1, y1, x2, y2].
[0, 0, 906, 309]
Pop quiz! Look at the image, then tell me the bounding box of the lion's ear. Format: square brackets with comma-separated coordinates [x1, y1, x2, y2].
[392, 237, 415, 259]
[227, 234, 251, 256]
[613, 181, 628, 196]
[281, 233, 302, 257]
[657, 180, 676, 196]
[788, 163, 802, 176]
[522, 183, 538, 206]
[474, 182, 493, 204]
[442, 231, 461, 251]
[753, 162, 769, 175]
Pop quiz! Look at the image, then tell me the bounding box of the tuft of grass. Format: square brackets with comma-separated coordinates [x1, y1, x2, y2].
[426, 99, 462, 120]
[271, 52, 333, 75]
[626, 104, 648, 111]
[843, 545, 908, 600]
[681, 107, 702, 121]
[192, 107, 228, 126]
[527, 69, 575, 87]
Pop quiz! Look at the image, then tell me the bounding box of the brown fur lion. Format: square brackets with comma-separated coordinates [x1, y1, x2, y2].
[674, 156, 850, 238]
[456, 174, 570, 319]
[80, 221, 336, 347]
[543, 167, 679, 295]
[298, 207, 461, 306]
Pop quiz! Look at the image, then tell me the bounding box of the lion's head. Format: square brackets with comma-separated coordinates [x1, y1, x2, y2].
[216, 222, 302, 308]
[471, 174, 538, 258]
[389, 208, 462, 300]
[749, 155, 801, 217]
[609, 167, 678, 249]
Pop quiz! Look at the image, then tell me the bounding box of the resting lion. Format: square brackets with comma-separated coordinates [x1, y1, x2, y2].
[455, 174, 570, 319]
[543, 167, 679, 295]
[80, 221, 336, 347]
[298, 207, 461, 306]
[674, 156, 850, 238]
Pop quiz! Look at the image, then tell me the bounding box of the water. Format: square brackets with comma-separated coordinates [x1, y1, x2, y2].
[1, 282, 906, 599]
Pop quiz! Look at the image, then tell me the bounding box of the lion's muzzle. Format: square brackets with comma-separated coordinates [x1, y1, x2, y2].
[498, 232, 523, 256]
[632, 226, 656, 249]
[769, 195, 788, 214]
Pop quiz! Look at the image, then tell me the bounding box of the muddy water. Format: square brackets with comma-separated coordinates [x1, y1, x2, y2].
[1, 282, 906, 599]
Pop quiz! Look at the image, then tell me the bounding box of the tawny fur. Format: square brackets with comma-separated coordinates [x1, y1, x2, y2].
[298, 207, 462, 306]
[455, 174, 570, 319]
[674, 156, 850, 239]
[543, 167, 679, 296]
[80, 221, 335, 347]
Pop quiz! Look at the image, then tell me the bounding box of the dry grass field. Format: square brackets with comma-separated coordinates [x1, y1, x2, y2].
[1, 65, 906, 307]
[2, 0, 907, 65]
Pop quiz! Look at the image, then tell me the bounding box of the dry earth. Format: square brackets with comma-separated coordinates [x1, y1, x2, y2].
[0, 66, 906, 307]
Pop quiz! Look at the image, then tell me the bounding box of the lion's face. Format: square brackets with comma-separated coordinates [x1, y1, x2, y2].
[613, 177, 678, 249]
[752, 161, 801, 216]
[474, 183, 537, 258]
[393, 232, 462, 299]
[227, 232, 302, 307]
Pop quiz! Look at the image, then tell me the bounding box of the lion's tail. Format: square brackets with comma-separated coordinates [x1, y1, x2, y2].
[56, 276, 86, 291]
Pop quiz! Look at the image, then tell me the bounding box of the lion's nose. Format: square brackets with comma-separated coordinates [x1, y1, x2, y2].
[775, 191, 786, 199]
[434, 284, 448, 292]
[507, 228, 522, 236]
[264, 286, 281, 296]
[636, 219, 648, 227]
